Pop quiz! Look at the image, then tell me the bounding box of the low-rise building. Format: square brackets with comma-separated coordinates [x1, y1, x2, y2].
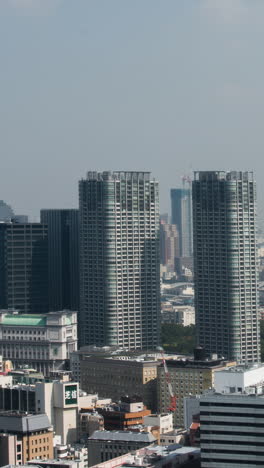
[0, 310, 78, 375]
[0, 413, 53, 466]
[143, 413, 173, 434]
[90, 444, 200, 468]
[161, 306, 195, 326]
[159, 429, 186, 446]
[98, 396, 151, 431]
[88, 431, 157, 467]
[29, 459, 86, 468]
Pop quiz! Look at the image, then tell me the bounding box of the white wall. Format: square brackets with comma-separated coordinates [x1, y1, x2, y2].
[214, 366, 264, 393]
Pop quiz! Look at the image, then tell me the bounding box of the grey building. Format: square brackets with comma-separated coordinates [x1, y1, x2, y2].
[0, 223, 48, 314]
[200, 391, 264, 468]
[192, 171, 260, 363]
[88, 430, 156, 466]
[40, 209, 79, 312]
[79, 171, 160, 349]
[171, 187, 192, 259]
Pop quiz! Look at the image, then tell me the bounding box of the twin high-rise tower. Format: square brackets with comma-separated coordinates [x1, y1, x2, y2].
[192, 171, 260, 363]
[79, 171, 160, 349]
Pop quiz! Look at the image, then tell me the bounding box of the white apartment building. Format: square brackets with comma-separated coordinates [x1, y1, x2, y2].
[0, 310, 78, 375]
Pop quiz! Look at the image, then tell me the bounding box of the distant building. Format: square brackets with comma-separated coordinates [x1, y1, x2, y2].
[0, 413, 53, 466]
[157, 353, 235, 426]
[79, 171, 160, 349]
[161, 306, 195, 326]
[0, 223, 48, 314]
[193, 171, 260, 363]
[40, 209, 79, 312]
[0, 310, 78, 375]
[88, 431, 157, 467]
[160, 221, 179, 271]
[171, 188, 192, 258]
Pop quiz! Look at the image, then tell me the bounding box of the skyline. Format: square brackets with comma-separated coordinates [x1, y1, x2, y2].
[1, 0, 264, 218]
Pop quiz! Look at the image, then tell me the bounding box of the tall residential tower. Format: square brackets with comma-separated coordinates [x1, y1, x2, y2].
[192, 171, 259, 363]
[79, 171, 160, 349]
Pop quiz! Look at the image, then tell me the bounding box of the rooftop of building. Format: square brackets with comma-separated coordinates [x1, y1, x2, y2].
[164, 358, 231, 369]
[88, 430, 156, 443]
[0, 412, 52, 433]
[193, 170, 254, 182]
[217, 363, 264, 373]
[29, 460, 81, 466]
[83, 171, 155, 183]
[90, 444, 200, 468]
[0, 310, 74, 326]
[201, 391, 264, 400]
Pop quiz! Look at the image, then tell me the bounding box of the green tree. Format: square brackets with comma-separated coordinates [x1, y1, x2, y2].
[161, 323, 196, 354]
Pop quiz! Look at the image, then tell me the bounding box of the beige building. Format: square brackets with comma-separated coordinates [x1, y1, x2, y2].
[80, 354, 160, 411]
[157, 357, 235, 426]
[0, 413, 53, 466]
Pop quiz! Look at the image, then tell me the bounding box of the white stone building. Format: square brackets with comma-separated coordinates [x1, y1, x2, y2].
[0, 310, 78, 375]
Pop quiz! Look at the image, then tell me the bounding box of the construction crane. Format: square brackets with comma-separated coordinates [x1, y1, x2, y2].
[158, 347, 176, 413]
[181, 174, 192, 187]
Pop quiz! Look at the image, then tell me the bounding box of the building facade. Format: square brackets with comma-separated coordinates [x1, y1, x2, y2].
[192, 171, 260, 363]
[0, 223, 48, 314]
[40, 209, 79, 312]
[0, 310, 77, 375]
[79, 171, 160, 349]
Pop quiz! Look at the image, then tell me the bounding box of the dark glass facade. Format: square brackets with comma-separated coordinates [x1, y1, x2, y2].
[0, 223, 48, 314]
[40, 209, 79, 312]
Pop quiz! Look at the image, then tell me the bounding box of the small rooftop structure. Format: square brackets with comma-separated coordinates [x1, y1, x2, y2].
[89, 430, 156, 443]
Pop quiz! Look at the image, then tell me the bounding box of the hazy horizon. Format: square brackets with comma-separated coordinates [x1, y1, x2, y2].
[1, 0, 264, 220]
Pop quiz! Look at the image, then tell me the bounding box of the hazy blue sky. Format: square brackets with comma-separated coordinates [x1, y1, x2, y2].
[1, 0, 264, 219]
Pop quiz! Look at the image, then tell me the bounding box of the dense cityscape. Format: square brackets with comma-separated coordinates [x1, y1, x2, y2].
[0, 169, 263, 468]
[2, 0, 264, 467]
